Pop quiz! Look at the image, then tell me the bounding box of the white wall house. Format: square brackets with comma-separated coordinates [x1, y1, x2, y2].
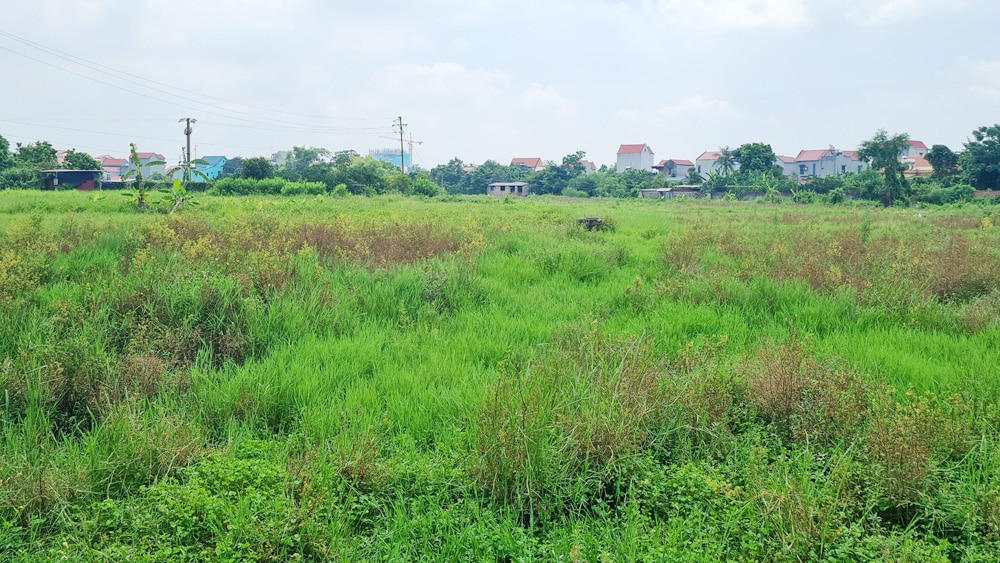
[903, 140, 928, 158]
[695, 150, 739, 176]
[776, 155, 798, 177]
[616, 144, 654, 172]
[793, 149, 866, 178]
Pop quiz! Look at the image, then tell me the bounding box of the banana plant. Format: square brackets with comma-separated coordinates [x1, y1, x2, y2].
[121, 143, 164, 210]
[159, 158, 207, 214]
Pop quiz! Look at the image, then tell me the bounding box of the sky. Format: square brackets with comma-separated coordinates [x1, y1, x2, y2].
[2, 0, 999, 170]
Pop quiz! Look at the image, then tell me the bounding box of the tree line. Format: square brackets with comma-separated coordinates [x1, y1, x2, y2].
[3, 124, 999, 205]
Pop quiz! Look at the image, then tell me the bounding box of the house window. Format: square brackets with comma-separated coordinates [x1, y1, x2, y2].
[517, 186, 522, 193]
[500, 185, 506, 192]
[841, 165, 846, 174]
[799, 164, 808, 175]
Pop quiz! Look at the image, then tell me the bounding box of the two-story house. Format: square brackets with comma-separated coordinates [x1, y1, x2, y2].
[616, 144, 654, 172]
[793, 149, 865, 178]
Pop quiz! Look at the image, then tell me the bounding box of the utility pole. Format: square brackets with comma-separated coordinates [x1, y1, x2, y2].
[178, 117, 197, 169]
[393, 116, 406, 173]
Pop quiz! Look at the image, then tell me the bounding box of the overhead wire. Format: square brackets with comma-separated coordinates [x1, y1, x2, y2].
[0, 29, 393, 134]
[0, 28, 421, 159]
[0, 28, 390, 123]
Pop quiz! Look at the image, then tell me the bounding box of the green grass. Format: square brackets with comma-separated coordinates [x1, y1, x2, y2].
[1, 189, 999, 560]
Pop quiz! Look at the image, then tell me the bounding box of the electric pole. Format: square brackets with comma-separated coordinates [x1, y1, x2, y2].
[178, 117, 197, 169]
[393, 116, 406, 173]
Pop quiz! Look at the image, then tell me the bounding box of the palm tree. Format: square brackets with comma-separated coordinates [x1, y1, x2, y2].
[715, 146, 737, 176]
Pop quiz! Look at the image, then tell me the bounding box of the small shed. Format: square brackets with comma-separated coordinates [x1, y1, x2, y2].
[488, 182, 529, 198]
[41, 170, 103, 191]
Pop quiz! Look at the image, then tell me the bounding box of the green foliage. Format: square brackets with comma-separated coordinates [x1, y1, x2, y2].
[280, 146, 331, 180]
[857, 129, 910, 205]
[926, 144, 959, 182]
[714, 146, 738, 176]
[13, 140, 58, 170]
[735, 142, 779, 176]
[961, 124, 1000, 190]
[0, 167, 37, 189]
[240, 156, 274, 180]
[61, 149, 100, 171]
[1, 193, 999, 559]
[158, 178, 200, 213]
[0, 133, 13, 171]
[121, 143, 164, 210]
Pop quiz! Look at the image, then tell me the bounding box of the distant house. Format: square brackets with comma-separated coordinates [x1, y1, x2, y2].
[578, 159, 597, 174]
[776, 155, 797, 177]
[616, 144, 654, 173]
[511, 157, 544, 171]
[96, 155, 126, 181]
[901, 155, 934, 179]
[168, 155, 228, 181]
[41, 169, 102, 191]
[121, 152, 166, 179]
[487, 181, 529, 197]
[653, 159, 695, 179]
[196, 156, 227, 180]
[695, 151, 729, 176]
[793, 149, 865, 178]
[903, 140, 928, 158]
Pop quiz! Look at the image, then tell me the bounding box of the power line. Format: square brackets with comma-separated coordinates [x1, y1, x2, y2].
[0, 28, 390, 123]
[0, 32, 390, 133]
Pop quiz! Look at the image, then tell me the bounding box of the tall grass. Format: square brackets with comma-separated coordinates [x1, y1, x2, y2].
[1, 190, 999, 559]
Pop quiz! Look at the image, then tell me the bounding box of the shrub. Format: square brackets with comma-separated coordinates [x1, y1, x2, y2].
[746, 336, 870, 447]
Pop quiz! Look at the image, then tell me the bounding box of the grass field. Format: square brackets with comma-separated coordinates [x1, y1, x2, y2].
[1, 190, 999, 561]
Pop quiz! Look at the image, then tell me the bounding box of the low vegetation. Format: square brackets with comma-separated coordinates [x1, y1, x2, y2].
[1, 190, 999, 560]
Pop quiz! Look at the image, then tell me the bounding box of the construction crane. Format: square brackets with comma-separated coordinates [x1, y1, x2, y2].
[378, 132, 423, 173]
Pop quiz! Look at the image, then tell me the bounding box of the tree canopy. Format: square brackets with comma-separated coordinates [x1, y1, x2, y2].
[241, 157, 275, 180]
[13, 140, 58, 170]
[961, 124, 1000, 190]
[62, 149, 100, 170]
[0, 133, 12, 171]
[857, 129, 910, 205]
[735, 142, 778, 176]
[925, 144, 959, 181]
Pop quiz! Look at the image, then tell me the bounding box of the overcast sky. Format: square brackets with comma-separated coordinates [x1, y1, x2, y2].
[2, 0, 999, 169]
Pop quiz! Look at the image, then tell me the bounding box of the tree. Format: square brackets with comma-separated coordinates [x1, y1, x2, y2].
[960, 124, 1000, 190]
[222, 157, 243, 177]
[0, 133, 13, 172]
[429, 158, 468, 194]
[715, 146, 738, 176]
[735, 142, 778, 177]
[857, 129, 910, 205]
[241, 157, 275, 180]
[13, 140, 58, 170]
[333, 149, 359, 167]
[686, 167, 703, 185]
[925, 144, 959, 181]
[282, 146, 330, 179]
[62, 149, 100, 170]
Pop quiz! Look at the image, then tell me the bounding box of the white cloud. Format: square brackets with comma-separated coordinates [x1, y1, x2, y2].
[518, 83, 579, 116]
[657, 95, 739, 117]
[652, 0, 810, 31]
